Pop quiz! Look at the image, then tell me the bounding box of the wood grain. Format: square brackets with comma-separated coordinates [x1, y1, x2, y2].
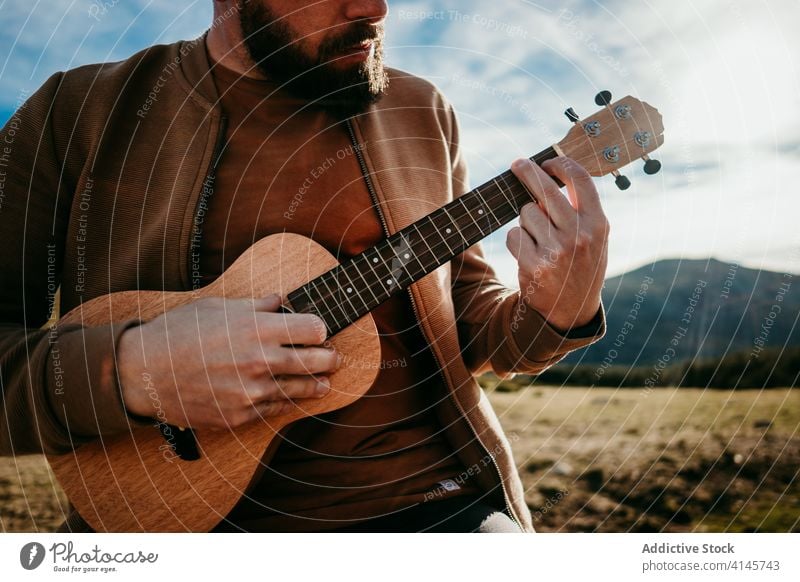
[47, 233, 381, 532]
[557, 96, 664, 177]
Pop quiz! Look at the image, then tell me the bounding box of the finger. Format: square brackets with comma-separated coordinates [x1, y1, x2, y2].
[540, 157, 602, 216]
[271, 346, 341, 376]
[518, 202, 552, 243]
[258, 312, 328, 345]
[505, 226, 537, 265]
[252, 400, 295, 421]
[249, 396, 324, 422]
[252, 293, 283, 312]
[511, 158, 575, 228]
[261, 374, 330, 401]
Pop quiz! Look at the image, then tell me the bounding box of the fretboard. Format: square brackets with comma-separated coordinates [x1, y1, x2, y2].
[287, 147, 559, 336]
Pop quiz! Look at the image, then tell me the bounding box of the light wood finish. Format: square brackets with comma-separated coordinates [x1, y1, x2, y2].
[557, 96, 664, 176]
[47, 233, 381, 532]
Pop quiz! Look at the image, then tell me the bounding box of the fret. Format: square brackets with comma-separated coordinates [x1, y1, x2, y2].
[441, 204, 469, 248]
[493, 177, 516, 211]
[479, 186, 503, 226]
[324, 268, 363, 321]
[426, 214, 454, 257]
[411, 223, 438, 269]
[504, 172, 532, 208]
[369, 244, 392, 291]
[336, 264, 371, 315]
[349, 255, 382, 306]
[362, 247, 388, 295]
[299, 278, 337, 332]
[286, 285, 320, 317]
[369, 242, 400, 292]
[475, 189, 496, 231]
[486, 180, 513, 226]
[386, 233, 417, 287]
[312, 276, 350, 331]
[458, 196, 488, 239]
[405, 225, 429, 274]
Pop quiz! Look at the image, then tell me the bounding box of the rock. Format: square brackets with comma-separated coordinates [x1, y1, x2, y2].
[580, 467, 605, 491]
[494, 381, 522, 393]
[552, 461, 573, 476]
[525, 459, 554, 474]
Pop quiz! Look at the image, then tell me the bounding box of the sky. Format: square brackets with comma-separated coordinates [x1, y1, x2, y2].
[1, 0, 798, 286]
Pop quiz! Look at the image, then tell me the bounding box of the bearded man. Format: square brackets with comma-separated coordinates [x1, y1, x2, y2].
[0, 0, 608, 532]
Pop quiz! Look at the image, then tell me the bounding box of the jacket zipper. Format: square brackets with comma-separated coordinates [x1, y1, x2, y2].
[189, 114, 228, 289]
[344, 118, 522, 530]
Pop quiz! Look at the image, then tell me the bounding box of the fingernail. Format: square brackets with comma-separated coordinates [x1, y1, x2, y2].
[316, 378, 330, 395]
[336, 352, 344, 369]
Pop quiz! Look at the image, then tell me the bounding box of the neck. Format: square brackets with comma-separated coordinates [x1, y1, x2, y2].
[207, 5, 269, 80]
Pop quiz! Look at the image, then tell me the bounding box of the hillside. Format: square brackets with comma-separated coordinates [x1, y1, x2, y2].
[563, 258, 799, 367]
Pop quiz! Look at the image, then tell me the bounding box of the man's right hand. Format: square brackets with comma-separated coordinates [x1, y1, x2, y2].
[117, 293, 339, 429]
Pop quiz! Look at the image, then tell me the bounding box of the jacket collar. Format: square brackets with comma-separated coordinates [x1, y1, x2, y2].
[174, 31, 440, 257]
[177, 30, 221, 110]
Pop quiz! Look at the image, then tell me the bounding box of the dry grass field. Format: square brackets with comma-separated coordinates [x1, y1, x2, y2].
[1, 386, 798, 532]
[487, 385, 800, 532]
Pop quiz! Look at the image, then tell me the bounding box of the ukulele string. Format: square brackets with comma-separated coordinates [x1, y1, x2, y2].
[308, 180, 532, 328]
[311, 183, 531, 327]
[304, 177, 534, 329]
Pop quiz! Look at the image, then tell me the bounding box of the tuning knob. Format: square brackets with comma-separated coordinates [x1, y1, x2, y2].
[613, 171, 631, 190]
[595, 90, 612, 106]
[643, 157, 662, 175]
[564, 107, 580, 123]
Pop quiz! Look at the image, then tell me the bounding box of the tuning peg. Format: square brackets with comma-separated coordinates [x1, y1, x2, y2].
[595, 90, 612, 106]
[643, 155, 662, 175]
[564, 107, 580, 123]
[613, 170, 631, 190]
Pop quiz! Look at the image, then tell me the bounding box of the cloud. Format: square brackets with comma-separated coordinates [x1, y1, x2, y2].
[387, 0, 800, 281]
[0, 0, 211, 100]
[1, 0, 798, 284]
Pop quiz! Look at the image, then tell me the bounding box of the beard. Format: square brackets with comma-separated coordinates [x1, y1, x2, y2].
[238, 1, 389, 119]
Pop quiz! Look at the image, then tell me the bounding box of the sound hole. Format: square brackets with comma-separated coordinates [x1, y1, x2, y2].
[159, 423, 200, 461]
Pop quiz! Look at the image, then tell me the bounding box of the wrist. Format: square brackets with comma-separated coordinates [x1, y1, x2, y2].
[548, 306, 604, 339]
[519, 294, 599, 334]
[118, 328, 152, 419]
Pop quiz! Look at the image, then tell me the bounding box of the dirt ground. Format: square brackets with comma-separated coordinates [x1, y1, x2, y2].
[1, 387, 798, 532]
[488, 385, 800, 532]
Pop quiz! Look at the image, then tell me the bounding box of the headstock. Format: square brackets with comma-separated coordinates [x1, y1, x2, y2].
[555, 90, 664, 190]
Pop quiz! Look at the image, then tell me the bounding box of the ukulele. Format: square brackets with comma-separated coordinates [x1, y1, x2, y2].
[47, 91, 664, 532]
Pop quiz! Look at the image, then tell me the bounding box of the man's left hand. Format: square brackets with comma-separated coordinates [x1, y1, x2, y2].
[506, 156, 609, 333]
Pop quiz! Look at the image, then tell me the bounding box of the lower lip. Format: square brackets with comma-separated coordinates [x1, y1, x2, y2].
[338, 43, 374, 62]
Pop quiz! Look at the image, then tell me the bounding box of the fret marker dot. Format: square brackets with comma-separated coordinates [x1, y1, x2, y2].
[403, 253, 410, 259]
[386, 278, 393, 285]
[372, 257, 379, 263]
[346, 287, 353, 293]
[478, 209, 484, 215]
[446, 228, 452, 234]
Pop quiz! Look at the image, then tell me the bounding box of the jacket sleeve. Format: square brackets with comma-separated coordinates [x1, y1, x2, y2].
[0, 73, 148, 456]
[445, 103, 606, 377]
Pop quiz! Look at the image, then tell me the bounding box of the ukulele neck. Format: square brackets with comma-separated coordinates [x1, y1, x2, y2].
[286, 146, 560, 336]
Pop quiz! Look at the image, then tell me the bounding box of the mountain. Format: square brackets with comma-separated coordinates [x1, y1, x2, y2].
[563, 258, 799, 367]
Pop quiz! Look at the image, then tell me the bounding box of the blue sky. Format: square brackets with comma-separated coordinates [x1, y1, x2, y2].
[2, 0, 799, 284]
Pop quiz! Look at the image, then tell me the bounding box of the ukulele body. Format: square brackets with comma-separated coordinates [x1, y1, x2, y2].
[47, 232, 381, 532]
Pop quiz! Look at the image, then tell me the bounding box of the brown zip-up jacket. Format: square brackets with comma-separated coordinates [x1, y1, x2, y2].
[0, 33, 605, 532]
